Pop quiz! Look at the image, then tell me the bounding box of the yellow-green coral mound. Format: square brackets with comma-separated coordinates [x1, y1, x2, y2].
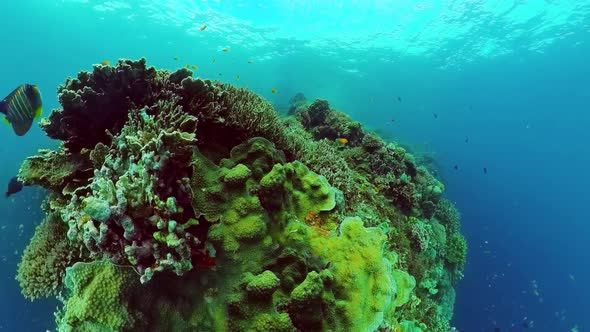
[56, 260, 138, 332]
[16, 213, 85, 300]
[288, 217, 415, 331]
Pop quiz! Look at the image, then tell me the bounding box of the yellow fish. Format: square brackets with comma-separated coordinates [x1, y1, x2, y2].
[101, 60, 110, 66]
[199, 24, 207, 31]
[248, 59, 253, 64]
[191, 65, 198, 70]
[337, 138, 348, 144]
[185, 64, 190, 68]
[173, 57, 180, 61]
[222, 47, 230, 53]
[271, 88, 278, 94]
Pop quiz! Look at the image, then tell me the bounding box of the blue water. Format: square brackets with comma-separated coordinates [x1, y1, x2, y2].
[1, 1, 589, 331]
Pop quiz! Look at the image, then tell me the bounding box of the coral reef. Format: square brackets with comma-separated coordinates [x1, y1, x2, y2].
[287, 92, 308, 115]
[16, 59, 466, 332]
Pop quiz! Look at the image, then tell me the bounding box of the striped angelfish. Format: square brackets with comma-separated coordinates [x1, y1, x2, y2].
[0, 84, 43, 136]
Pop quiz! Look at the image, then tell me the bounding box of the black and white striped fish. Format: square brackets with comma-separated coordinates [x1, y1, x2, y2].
[0, 84, 43, 136]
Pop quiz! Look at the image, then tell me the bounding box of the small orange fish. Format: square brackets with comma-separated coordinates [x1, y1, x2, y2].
[191, 65, 198, 70]
[101, 60, 110, 66]
[222, 47, 230, 52]
[271, 88, 278, 94]
[199, 24, 207, 31]
[337, 138, 348, 144]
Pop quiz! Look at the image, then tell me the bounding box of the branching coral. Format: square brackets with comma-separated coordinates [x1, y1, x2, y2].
[59, 105, 204, 282]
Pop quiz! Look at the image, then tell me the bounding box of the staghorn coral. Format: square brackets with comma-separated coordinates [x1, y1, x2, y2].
[16, 59, 466, 332]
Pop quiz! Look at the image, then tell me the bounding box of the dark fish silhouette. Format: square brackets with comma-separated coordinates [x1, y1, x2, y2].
[397, 96, 402, 102]
[433, 113, 438, 119]
[5, 176, 23, 198]
[494, 328, 501, 332]
[454, 165, 459, 171]
[483, 167, 488, 174]
[465, 137, 469, 143]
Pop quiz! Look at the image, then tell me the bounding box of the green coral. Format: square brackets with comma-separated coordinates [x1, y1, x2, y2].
[18, 148, 92, 193]
[16, 213, 86, 300]
[290, 217, 398, 331]
[446, 234, 467, 268]
[243, 270, 281, 297]
[392, 269, 416, 307]
[259, 161, 336, 219]
[81, 197, 111, 222]
[56, 260, 138, 332]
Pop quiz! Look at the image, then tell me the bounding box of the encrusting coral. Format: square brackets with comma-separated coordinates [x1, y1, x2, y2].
[16, 59, 466, 332]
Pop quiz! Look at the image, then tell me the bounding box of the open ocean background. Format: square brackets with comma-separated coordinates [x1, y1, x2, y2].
[0, 1, 588, 331]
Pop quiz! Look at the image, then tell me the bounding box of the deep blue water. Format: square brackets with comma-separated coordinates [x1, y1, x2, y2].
[0, 1, 589, 331]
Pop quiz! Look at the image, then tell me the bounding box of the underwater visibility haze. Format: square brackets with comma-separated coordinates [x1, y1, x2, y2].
[0, 1, 589, 331]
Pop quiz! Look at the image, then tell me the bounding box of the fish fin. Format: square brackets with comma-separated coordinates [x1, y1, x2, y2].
[34, 106, 43, 119]
[0, 100, 7, 115]
[12, 119, 33, 136]
[2, 117, 10, 126]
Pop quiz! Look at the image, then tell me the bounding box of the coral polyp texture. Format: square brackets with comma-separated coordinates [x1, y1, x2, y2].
[17, 59, 466, 332]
